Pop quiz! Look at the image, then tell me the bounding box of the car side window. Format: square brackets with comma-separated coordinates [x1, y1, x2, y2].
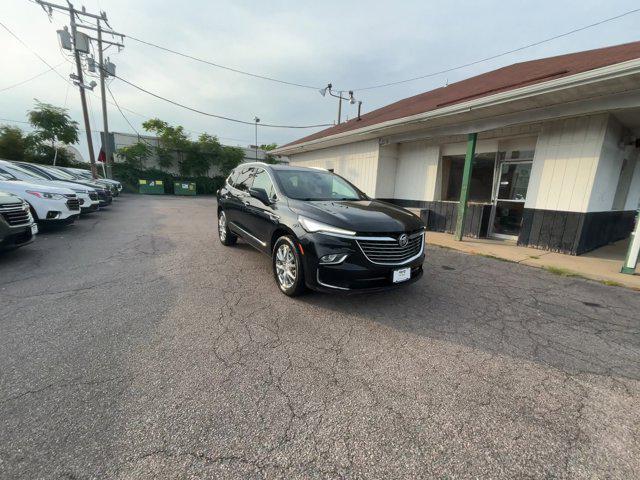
[252, 169, 276, 200]
[234, 167, 254, 192]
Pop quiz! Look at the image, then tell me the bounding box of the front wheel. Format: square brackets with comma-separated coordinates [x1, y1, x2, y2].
[273, 236, 306, 296]
[218, 210, 237, 246]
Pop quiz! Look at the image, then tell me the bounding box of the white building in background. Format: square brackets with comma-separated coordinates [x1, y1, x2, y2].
[101, 132, 288, 177]
[274, 41, 640, 255]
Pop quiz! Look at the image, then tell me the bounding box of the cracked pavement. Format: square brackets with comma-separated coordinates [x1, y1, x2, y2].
[1, 195, 639, 479]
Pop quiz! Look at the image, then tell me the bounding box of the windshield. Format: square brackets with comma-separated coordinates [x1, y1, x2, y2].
[0, 171, 18, 181]
[273, 169, 366, 201]
[1, 163, 46, 180]
[40, 165, 76, 180]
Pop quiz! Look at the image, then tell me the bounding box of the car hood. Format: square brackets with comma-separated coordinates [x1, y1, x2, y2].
[289, 199, 424, 233]
[0, 179, 75, 195]
[13, 177, 92, 193]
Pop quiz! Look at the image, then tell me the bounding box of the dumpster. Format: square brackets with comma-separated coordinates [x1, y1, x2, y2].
[139, 179, 165, 195]
[173, 181, 196, 196]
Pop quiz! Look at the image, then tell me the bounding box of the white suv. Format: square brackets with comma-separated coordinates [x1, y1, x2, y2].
[0, 160, 99, 213]
[0, 172, 80, 224]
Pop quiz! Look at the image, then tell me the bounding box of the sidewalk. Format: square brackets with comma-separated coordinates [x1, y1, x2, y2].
[426, 232, 640, 290]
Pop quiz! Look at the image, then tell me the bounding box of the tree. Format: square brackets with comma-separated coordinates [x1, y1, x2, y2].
[260, 143, 279, 164]
[28, 101, 79, 164]
[142, 118, 191, 169]
[0, 126, 31, 161]
[117, 141, 152, 169]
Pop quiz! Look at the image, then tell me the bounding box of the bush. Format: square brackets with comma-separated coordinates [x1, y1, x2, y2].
[112, 163, 225, 195]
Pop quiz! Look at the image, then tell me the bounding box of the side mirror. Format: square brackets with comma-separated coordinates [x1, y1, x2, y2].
[249, 187, 271, 205]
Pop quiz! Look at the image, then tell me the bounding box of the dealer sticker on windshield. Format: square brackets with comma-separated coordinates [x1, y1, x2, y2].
[393, 267, 411, 283]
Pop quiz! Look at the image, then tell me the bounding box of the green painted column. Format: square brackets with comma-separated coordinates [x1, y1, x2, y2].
[621, 209, 640, 274]
[454, 133, 477, 241]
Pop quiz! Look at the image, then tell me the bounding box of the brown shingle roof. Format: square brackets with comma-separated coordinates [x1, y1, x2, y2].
[284, 40, 640, 148]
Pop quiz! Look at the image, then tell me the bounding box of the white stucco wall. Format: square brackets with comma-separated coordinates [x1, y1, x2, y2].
[525, 114, 609, 212]
[288, 140, 380, 196]
[393, 141, 440, 201]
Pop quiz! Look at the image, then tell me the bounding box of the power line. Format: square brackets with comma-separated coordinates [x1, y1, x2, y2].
[0, 19, 71, 85]
[106, 83, 143, 136]
[353, 7, 640, 91]
[114, 73, 333, 129]
[0, 63, 64, 93]
[126, 34, 321, 91]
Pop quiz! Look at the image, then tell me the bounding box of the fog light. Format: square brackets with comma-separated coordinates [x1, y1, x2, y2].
[319, 253, 348, 265]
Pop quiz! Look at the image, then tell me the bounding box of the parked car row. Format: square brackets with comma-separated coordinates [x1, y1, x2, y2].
[0, 159, 122, 252]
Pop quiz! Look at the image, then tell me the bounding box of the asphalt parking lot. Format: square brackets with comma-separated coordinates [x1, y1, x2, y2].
[1, 195, 639, 479]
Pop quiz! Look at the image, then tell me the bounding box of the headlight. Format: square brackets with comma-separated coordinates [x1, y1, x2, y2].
[26, 190, 65, 200]
[298, 216, 356, 236]
[72, 188, 88, 194]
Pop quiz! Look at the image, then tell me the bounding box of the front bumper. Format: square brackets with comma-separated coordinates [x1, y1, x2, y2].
[299, 231, 425, 293]
[0, 222, 36, 250]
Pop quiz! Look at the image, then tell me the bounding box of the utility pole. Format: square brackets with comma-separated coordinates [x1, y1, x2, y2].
[68, 2, 97, 178]
[97, 23, 111, 179]
[35, 0, 124, 179]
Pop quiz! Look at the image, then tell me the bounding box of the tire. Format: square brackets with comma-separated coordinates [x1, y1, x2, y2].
[217, 210, 237, 246]
[272, 235, 306, 297]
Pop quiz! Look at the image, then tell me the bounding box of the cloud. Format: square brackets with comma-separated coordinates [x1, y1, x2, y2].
[1, 0, 639, 160]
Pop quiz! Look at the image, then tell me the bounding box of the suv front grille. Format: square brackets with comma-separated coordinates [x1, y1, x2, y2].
[357, 232, 424, 265]
[66, 198, 80, 211]
[0, 203, 30, 226]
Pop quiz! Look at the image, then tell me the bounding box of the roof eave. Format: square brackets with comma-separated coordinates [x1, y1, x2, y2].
[273, 58, 640, 155]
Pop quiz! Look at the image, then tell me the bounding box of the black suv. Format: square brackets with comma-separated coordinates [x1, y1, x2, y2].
[217, 163, 425, 296]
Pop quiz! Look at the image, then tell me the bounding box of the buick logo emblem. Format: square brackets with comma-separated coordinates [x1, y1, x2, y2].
[398, 234, 408, 247]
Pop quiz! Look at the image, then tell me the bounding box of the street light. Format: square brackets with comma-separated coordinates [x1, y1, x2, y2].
[254, 117, 260, 161]
[319, 84, 360, 124]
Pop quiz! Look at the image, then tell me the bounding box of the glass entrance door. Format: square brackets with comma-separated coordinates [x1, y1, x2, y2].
[490, 161, 532, 239]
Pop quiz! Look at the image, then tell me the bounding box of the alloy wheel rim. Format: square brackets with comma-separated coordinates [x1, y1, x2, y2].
[275, 244, 296, 289]
[218, 212, 227, 241]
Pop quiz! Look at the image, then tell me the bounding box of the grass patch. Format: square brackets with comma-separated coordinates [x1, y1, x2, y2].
[602, 280, 623, 287]
[478, 253, 512, 263]
[545, 266, 579, 277]
[529, 255, 540, 259]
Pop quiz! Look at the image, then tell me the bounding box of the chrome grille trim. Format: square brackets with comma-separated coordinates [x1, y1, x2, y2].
[357, 233, 425, 265]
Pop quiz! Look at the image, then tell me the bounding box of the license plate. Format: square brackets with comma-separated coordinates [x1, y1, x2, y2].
[393, 267, 411, 283]
[31, 223, 38, 235]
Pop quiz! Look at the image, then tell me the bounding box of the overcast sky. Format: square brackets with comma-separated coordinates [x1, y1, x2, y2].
[1, 0, 640, 160]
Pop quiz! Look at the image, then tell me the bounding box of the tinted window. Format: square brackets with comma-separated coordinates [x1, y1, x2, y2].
[252, 169, 276, 199]
[234, 167, 254, 192]
[273, 169, 365, 201]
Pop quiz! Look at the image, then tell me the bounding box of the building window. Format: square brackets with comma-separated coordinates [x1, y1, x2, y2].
[441, 153, 496, 202]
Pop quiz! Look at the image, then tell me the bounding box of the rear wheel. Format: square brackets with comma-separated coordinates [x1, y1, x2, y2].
[218, 210, 237, 246]
[273, 236, 305, 297]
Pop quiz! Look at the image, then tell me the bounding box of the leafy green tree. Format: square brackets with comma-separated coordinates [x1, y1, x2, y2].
[28, 101, 79, 163]
[259, 143, 279, 164]
[117, 141, 152, 169]
[142, 118, 191, 169]
[0, 125, 32, 161]
[220, 146, 244, 175]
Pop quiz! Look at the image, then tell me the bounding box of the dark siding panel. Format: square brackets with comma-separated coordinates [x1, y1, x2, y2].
[549, 211, 567, 252]
[561, 213, 580, 254]
[528, 210, 544, 247]
[518, 208, 534, 246]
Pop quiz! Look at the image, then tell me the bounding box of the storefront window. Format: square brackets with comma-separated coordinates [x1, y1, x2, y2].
[441, 153, 495, 202]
